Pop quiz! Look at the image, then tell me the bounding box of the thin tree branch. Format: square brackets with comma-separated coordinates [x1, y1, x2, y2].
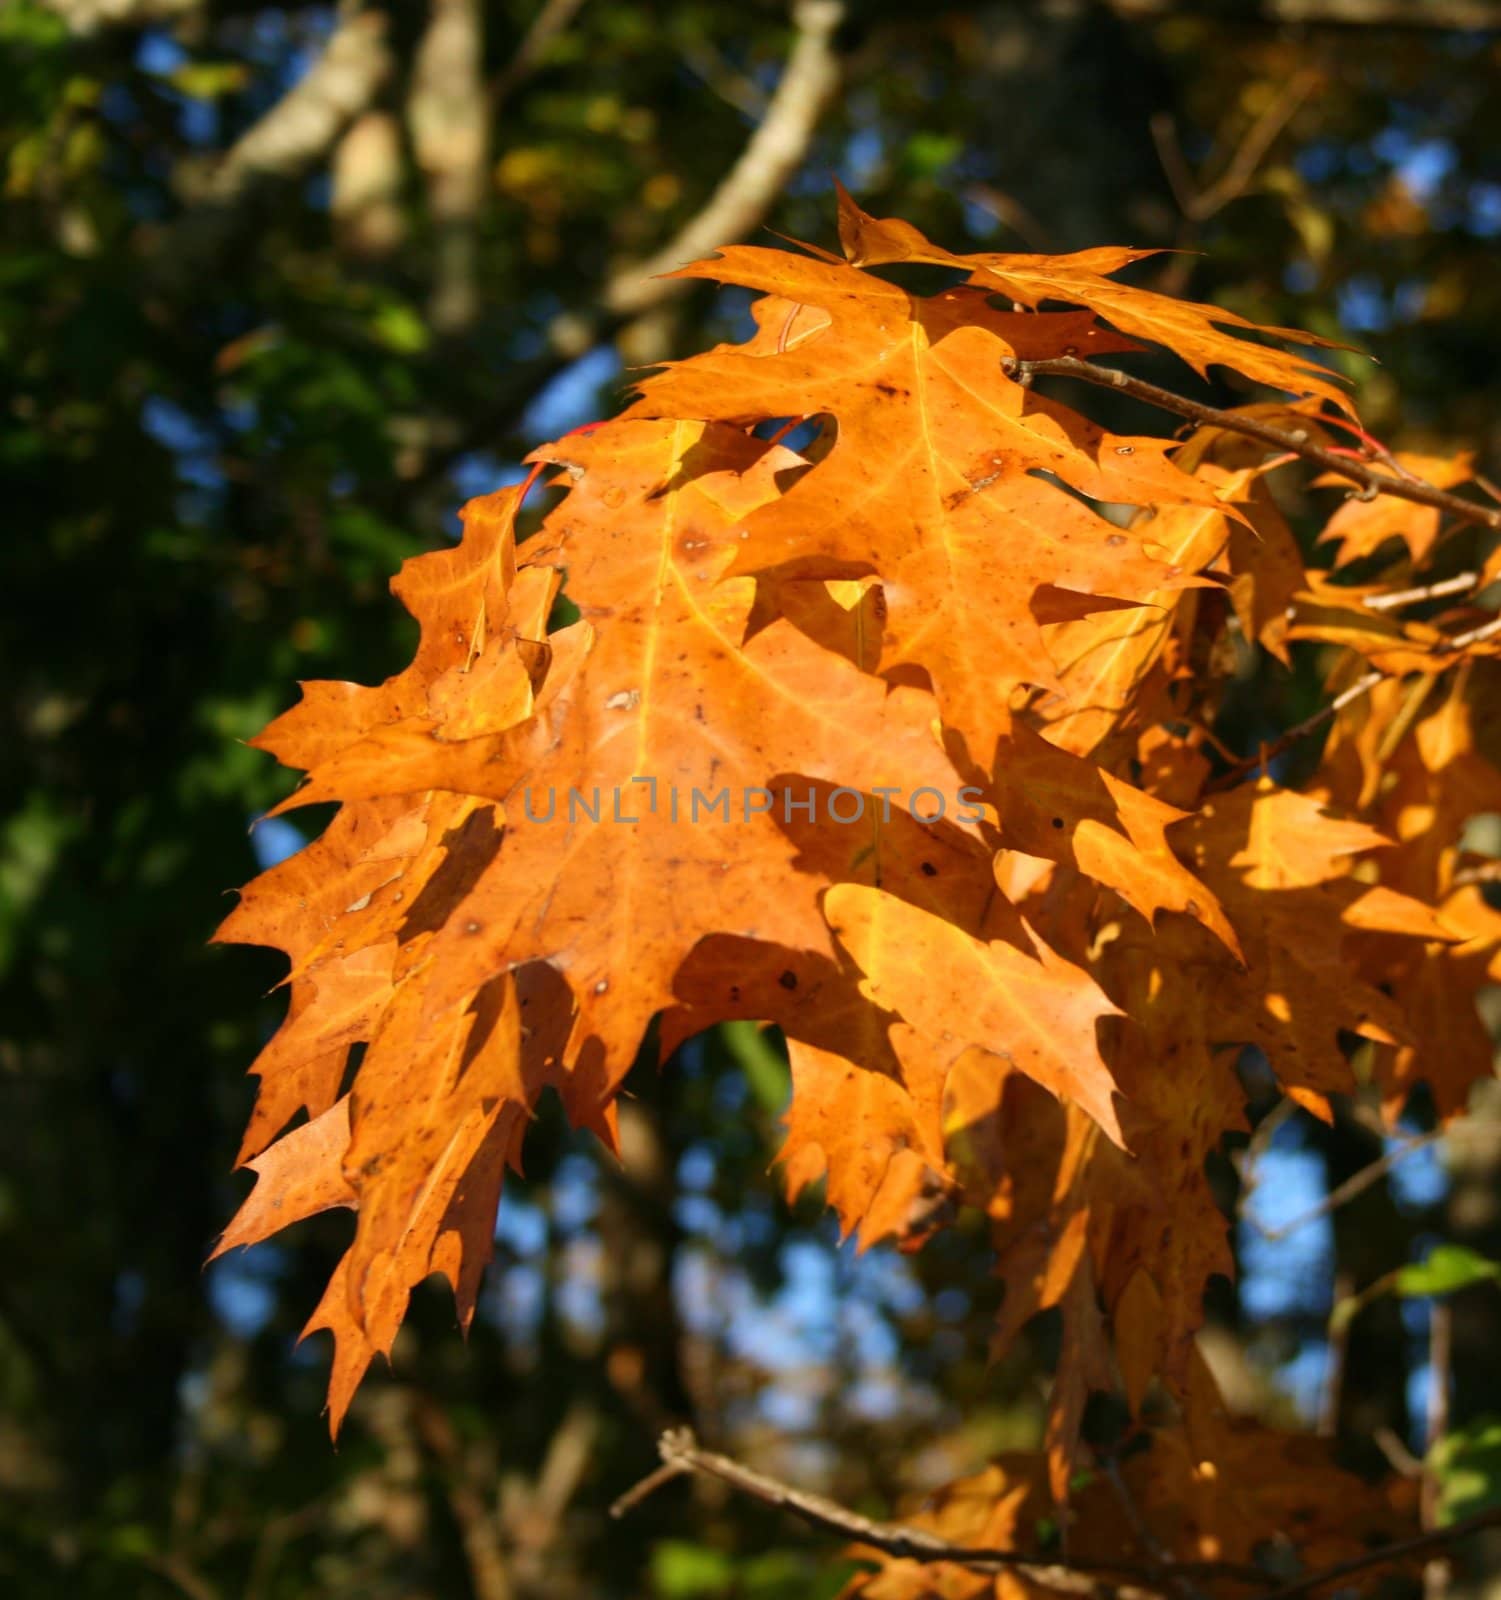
[1249, 1130, 1444, 1243]
[244, 1494, 336, 1600]
[1452, 858, 1501, 888]
[195, 5, 393, 206]
[1209, 669, 1384, 788]
[504, 1401, 600, 1588]
[679, 37, 772, 119]
[153, 3, 392, 281]
[604, 0, 847, 315]
[1257, 1500, 1501, 1600]
[1150, 114, 1201, 222]
[1373, 1425, 1425, 1480]
[624, 1428, 1501, 1600]
[1422, 1300, 1454, 1599]
[38, 0, 200, 32]
[964, 183, 1055, 251]
[612, 1428, 1266, 1595]
[1206, 71, 1317, 212]
[1364, 573, 1480, 611]
[1157, 70, 1319, 223]
[1102, 1456, 1212, 1600]
[490, 0, 590, 112]
[1001, 355, 1501, 535]
[139, 1552, 223, 1600]
[1444, 612, 1501, 652]
[610, 1455, 690, 1518]
[412, 1392, 513, 1600]
[403, 0, 847, 490]
[1318, 1268, 1352, 1437]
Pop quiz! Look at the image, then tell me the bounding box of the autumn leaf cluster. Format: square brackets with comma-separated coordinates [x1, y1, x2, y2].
[215, 188, 1501, 1584]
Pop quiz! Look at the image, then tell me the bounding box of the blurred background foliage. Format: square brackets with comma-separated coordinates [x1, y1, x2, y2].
[3, 0, 1501, 1594]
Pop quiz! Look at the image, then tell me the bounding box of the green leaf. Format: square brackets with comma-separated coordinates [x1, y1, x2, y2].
[742, 1551, 854, 1598]
[720, 1021, 790, 1118]
[371, 302, 431, 355]
[1395, 1245, 1501, 1298]
[651, 1539, 734, 1597]
[166, 63, 250, 100]
[0, 0, 69, 49]
[903, 132, 961, 180]
[1329, 1294, 1361, 1335]
[1429, 1415, 1501, 1524]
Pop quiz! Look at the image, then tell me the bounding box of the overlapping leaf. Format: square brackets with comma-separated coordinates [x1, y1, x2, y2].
[1318, 671, 1501, 1115]
[216, 185, 1493, 1577]
[1315, 449, 1475, 567]
[623, 196, 1312, 766]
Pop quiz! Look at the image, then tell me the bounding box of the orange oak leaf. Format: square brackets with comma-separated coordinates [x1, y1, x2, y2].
[1225, 474, 1307, 665]
[662, 809, 1014, 1248]
[832, 180, 1354, 410]
[1318, 670, 1501, 1116]
[991, 718, 1242, 958]
[211, 1097, 356, 1259]
[1172, 782, 1450, 1089]
[1039, 461, 1256, 757]
[268, 421, 975, 1129]
[216, 188, 1486, 1500]
[843, 1394, 1406, 1600]
[825, 883, 1126, 1145]
[1315, 449, 1475, 567]
[627, 244, 1229, 767]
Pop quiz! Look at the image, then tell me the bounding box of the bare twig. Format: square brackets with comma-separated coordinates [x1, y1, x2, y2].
[1001, 355, 1501, 536]
[610, 1455, 690, 1518]
[680, 38, 772, 118]
[412, 1393, 512, 1600]
[498, 1411, 604, 1594]
[1235, 1099, 1297, 1226]
[1214, 603, 1497, 785]
[612, 1428, 1264, 1595]
[193, 5, 392, 207]
[1248, 1130, 1444, 1244]
[964, 183, 1055, 251]
[139, 1553, 222, 1600]
[1318, 1268, 1353, 1438]
[244, 1494, 335, 1600]
[1154, 71, 1318, 224]
[1364, 573, 1480, 611]
[1256, 1500, 1501, 1600]
[153, 3, 392, 281]
[1373, 1425, 1425, 1480]
[1444, 612, 1501, 652]
[490, 0, 590, 111]
[1209, 669, 1384, 788]
[1102, 1457, 1212, 1600]
[1149, 115, 1201, 222]
[619, 1427, 1501, 1600]
[604, 0, 847, 315]
[1423, 1300, 1455, 1600]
